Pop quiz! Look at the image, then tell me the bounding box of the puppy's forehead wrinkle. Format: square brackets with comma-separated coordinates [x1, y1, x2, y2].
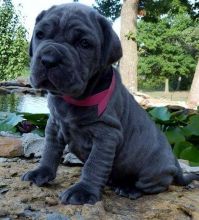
[61, 14, 95, 34]
[45, 4, 98, 33]
[49, 3, 96, 17]
[66, 28, 96, 46]
[38, 4, 103, 45]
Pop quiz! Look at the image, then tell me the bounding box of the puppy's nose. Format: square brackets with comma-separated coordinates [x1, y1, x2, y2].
[41, 54, 59, 68]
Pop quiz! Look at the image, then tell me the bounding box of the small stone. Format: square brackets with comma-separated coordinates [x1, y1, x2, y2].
[0, 131, 20, 137]
[46, 213, 69, 220]
[45, 197, 58, 206]
[179, 160, 199, 174]
[1, 164, 11, 168]
[0, 184, 9, 194]
[0, 209, 9, 217]
[0, 137, 23, 157]
[0, 218, 12, 220]
[63, 153, 83, 166]
[82, 201, 106, 219]
[22, 133, 45, 158]
[7, 157, 20, 162]
[10, 172, 18, 177]
[0, 158, 8, 163]
[20, 196, 29, 203]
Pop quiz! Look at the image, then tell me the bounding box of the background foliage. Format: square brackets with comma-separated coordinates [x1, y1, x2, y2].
[93, 0, 121, 22]
[0, 0, 28, 81]
[137, 0, 199, 91]
[94, 0, 199, 91]
[137, 13, 198, 91]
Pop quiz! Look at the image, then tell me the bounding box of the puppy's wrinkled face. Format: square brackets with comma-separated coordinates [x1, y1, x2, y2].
[30, 3, 122, 97]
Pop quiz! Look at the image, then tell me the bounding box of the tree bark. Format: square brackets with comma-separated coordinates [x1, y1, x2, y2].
[165, 78, 169, 93]
[187, 59, 199, 108]
[120, 0, 138, 92]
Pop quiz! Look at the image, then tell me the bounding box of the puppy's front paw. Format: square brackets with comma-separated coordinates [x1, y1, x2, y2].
[60, 182, 101, 205]
[21, 166, 55, 186]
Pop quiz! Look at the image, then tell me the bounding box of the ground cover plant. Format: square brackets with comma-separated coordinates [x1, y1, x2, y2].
[147, 106, 199, 166]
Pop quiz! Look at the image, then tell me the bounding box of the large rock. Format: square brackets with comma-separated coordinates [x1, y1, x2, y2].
[0, 160, 199, 220]
[179, 160, 199, 174]
[0, 136, 23, 157]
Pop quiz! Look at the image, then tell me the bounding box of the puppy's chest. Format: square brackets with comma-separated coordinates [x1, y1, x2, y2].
[61, 120, 93, 162]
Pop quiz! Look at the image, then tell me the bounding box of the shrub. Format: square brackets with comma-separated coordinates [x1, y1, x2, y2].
[0, 0, 29, 81]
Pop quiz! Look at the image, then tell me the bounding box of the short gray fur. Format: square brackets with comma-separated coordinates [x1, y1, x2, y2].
[21, 3, 199, 205]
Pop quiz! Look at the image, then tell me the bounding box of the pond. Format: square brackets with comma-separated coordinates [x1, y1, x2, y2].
[0, 94, 49, 113]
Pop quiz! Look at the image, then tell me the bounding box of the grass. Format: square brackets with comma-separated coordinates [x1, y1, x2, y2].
[144, 91, 189, 102]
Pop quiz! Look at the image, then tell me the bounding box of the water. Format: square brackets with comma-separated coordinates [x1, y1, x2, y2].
[0, 94, 49, 113]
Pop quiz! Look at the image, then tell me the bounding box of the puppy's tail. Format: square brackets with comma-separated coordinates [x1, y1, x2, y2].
[173, 159, 199, 186]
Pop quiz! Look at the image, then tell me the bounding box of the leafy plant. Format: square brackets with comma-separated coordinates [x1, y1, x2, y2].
[0, 112, 49, 136]
[21, 112, 49, 136]
[125, 31, 136, 41]
[0, 111, 23, 132]
[93, 0, 121, 22]
[0, 0, 29, 81]
[137, 13, 198, 91]
[147, 106, 199, 166]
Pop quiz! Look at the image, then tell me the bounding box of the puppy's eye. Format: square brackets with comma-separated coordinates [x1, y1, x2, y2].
[80, 39, 90, 49]
[36, 31, 45, 40]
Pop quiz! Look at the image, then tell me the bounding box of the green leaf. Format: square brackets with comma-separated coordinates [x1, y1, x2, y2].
[180, 146, 199, 163]
[0, 112, 47, 136]
[0, 112, 22, 132]
[182, 115, 199, 137]
[149, 107, 171, 121]
[165, 128, 185, 144]
[173, 141, 193, 158]
[170, 110, 188, 123]
[189, 161, 199, 166]
[189, 115, 199, 124]
[0, 123, 16, 132]
[0, 112, 23, 126]
[6, 114, 23, 126]
[181, 127, 193, 137]
[21, 113, 49, 128]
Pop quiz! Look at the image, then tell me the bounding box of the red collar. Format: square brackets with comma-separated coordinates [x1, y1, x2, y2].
[63, 72, 116, 116]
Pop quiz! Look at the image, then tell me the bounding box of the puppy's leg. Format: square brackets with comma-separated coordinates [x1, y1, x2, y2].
[22, 117, 66, 186]
[135, 174, 173, 194]
[60, 128, 119, 205]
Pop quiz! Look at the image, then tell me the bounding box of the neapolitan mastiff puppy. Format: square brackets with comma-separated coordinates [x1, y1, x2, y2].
[22, 3, 199, 205]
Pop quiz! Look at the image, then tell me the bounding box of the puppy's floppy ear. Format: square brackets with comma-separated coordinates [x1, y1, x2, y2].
[29, 10, 46, 57]
[29, 37, 33, 57]
[98, 16, 122, 66]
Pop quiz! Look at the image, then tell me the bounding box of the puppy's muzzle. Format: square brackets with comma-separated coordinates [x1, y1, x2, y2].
[39, 45, 63, 69]
[41, 54, 61, 68]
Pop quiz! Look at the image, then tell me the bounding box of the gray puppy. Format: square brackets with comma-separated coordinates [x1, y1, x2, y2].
[22, 3, 199, 205]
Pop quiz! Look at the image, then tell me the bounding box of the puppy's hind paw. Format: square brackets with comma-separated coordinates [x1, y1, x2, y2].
[21, 166, 55, 187]
[60, 182, 101, 205]
[115, 186, 143, 200]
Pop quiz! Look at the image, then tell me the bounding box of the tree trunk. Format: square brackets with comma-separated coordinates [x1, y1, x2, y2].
[165, 78, 169, 93]
[187, 59, 199, 108]
[120, 0, 138, 92]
